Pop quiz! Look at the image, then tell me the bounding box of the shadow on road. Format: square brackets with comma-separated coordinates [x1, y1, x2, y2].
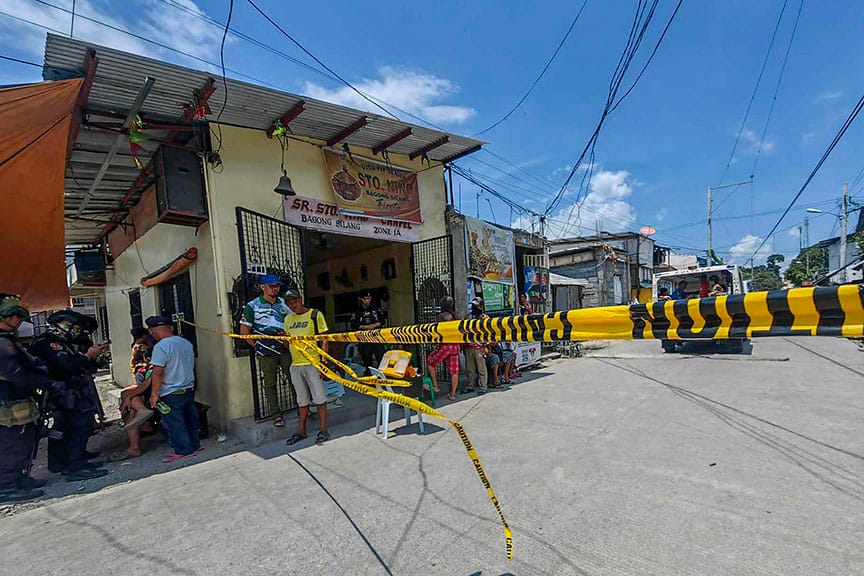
[600, 358, 864, 504]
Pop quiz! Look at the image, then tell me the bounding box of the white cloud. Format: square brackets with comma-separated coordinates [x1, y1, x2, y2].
[0, 0, 224, 68]
[741, 128, 774, 153]
[655, 207, 668, 222]
[816, 90, 843, 102]
[304, 66, 476, 124]
[789, 227, 801, 238]
[513, 168, 637, 239]
[801, 131, 818, 145]
[551, 164, 572, 177]
[729, 234, 772, 264]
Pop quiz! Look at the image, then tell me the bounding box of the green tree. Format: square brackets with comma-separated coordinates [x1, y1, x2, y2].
[746, 253, 785, 291]
[707, 249, 725, 265]
[784, 246, 828, 286]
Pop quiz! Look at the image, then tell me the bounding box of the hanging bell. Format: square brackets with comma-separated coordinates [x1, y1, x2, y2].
[273, 172, 296, 196]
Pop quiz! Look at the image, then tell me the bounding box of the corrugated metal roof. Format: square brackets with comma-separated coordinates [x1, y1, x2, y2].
[549, 273, 591, 287]
[43, 34, 484, 245]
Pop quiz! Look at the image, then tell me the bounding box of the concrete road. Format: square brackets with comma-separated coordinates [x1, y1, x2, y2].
[2, 337, 863, 575]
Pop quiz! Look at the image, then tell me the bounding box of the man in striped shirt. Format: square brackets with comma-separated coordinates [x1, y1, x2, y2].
[240, 274, 292, 426]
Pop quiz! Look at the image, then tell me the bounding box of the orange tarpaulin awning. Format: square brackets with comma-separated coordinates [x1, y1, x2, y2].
[0, 79, 83, 311]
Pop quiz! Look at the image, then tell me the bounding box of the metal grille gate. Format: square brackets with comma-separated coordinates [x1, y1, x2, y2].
[236, 207, 305, 420]
[411, 235, 454, 376]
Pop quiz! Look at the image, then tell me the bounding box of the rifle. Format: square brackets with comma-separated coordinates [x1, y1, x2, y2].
[23, 384, 51, 479]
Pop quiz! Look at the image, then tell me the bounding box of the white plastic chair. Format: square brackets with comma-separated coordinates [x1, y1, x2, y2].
[369, 367, 424, 439]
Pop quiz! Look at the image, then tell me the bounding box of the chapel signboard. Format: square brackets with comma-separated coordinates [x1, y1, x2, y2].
[283, 195, 420, 243]
[323, 148, 422, 223]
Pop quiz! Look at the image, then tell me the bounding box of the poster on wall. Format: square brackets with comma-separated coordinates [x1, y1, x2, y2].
[482, 281, 505, 311]
[464, 216, 515, 284]
[523, 266, 549, 310]
[283, 195, 420, 243]
[323, 148, 422, 223]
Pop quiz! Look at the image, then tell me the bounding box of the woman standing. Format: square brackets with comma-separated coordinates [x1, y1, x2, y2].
[519, 293, 534, 315]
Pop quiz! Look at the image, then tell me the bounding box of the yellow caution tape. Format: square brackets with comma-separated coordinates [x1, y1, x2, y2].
[179, 318, 512, 559]
[291, 340, 513, 561]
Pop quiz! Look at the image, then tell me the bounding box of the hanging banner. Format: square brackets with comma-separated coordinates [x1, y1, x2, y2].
[323, 148, 422, 223]
[465, 216, 515, 284]
[283, 195, 421, 243]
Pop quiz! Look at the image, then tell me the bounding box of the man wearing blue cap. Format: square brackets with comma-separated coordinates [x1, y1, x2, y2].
[240, 274, 293, 426]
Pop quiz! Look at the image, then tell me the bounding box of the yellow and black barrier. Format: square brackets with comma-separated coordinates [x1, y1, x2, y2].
[272, 285, 864, 345]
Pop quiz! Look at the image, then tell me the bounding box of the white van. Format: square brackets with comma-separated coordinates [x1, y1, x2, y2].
[651, 264, 748, 353]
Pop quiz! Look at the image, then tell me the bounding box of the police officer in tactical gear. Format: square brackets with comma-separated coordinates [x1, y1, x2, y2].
[350, 289, 385, 376]
[0, 294, 52, 502]
[66, 314, 107, 430]
[30, 310, 110, 481]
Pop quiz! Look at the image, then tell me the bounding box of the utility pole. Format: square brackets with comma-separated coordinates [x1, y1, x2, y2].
[707, 179, 752, 266]
[707, 186, 712, 265]
[840, 183, 848, 283]
[804, 216, 810, 280]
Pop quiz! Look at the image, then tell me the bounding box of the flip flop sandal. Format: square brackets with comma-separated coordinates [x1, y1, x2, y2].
[108, 449, 141, 462]
[447, 394, 457, 401]
[286, 432, 307, 446]
[315, 431, 330, 444]
[273, 417, 285, 427]
[161, 453, 192, 464]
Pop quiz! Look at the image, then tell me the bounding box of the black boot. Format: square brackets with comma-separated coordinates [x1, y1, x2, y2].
[63, 468, 109, 482]
[16, 476, 47, 490]
[0, 486, 44, 503]
[85, 450, 101, 460]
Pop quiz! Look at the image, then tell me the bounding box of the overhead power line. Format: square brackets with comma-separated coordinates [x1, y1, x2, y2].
[213, 0, 233, 154]
[472, 0, 591, 137]
[717, 0, 791, 185]
[23, 0, 285, 90]
[748, 89, 864, 262]
[749, 0, 805, 178]
[0, 54, 44, 68]
[152, 0, 560, 216]
[245, 0, 398, 121]
[12, 0, 554, 223]
[715, 0, 805, 217]
[154, 0, 335, 82]
[545, 0, 683, 217]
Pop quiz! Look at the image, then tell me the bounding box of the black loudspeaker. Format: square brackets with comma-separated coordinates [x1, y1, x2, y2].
[154, 146, 208, 226]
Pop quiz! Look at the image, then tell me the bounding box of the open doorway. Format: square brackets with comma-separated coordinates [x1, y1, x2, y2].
[303, 230, 413, 364]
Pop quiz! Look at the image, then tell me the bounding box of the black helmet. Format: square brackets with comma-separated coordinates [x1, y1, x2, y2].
[47, 309, 86, 327]
[0, 294, 29, 319]
[50, 310, 97, 333]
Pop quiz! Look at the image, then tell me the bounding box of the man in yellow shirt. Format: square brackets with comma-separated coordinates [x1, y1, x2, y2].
[283, 289, 330, 445]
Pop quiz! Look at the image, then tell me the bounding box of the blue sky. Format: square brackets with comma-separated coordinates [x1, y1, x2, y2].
[2, 0, 863, 264]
